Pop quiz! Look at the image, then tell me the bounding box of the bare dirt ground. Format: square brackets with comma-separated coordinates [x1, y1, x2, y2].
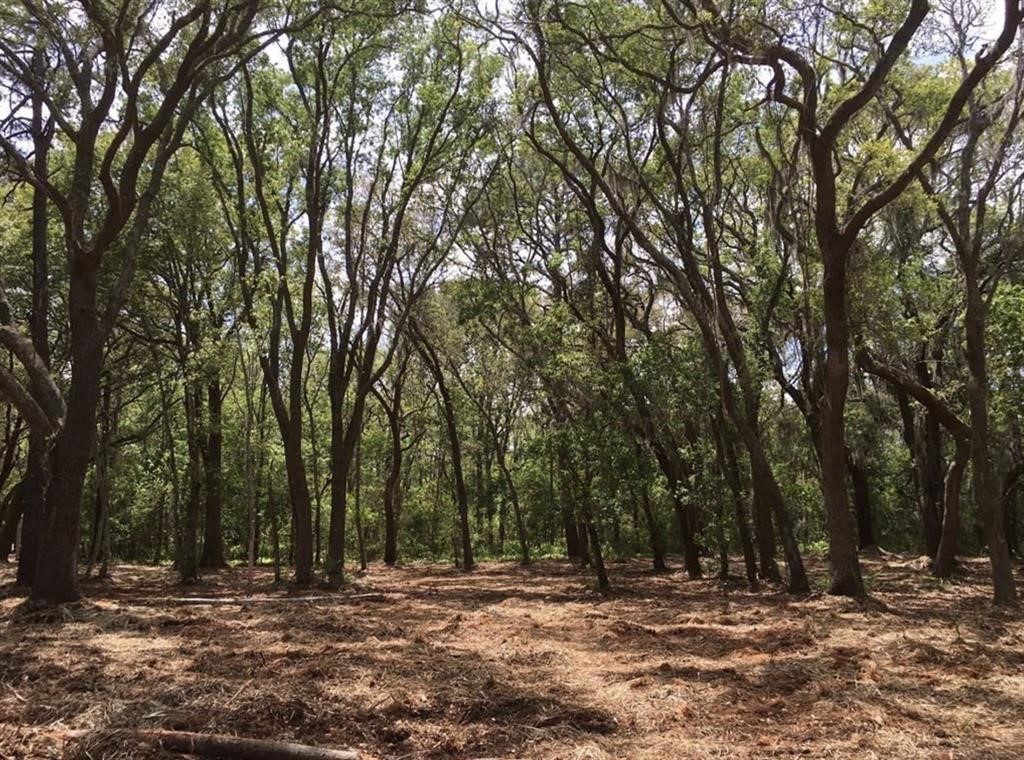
[1, 556, 1023, 759]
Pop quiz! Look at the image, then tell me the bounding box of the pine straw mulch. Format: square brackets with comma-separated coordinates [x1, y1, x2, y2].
[1, 555, 1023, 759]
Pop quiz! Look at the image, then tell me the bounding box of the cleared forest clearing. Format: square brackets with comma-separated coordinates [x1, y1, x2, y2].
[2, 557, 1023, 759]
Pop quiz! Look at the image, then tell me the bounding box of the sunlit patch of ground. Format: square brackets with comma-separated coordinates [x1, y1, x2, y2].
[2, 556, 1023, 758]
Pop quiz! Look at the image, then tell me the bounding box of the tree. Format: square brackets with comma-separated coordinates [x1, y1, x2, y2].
[0, 0, 262, 603]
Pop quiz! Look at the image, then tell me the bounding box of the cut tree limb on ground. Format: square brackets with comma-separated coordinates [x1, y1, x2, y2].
[134, 593, 393, 606]
[66, 729, 358, 759]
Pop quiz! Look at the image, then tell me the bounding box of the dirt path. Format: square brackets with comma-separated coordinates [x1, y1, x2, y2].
[2, 557, 1023, 758]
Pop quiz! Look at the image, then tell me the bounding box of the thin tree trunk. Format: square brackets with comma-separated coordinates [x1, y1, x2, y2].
[494, 440, 529, 564]
[0, 483, 24, 564]
[383, 420, 403, 565]
[933, 439, 970, 578]
[637, 482, 667, 572]
[847, 450, 876, 550]
[577, 472, 608, 593]
[270, 473, 281, 584]
[556, 443, 582, 563]
[353, 436, 367, 572]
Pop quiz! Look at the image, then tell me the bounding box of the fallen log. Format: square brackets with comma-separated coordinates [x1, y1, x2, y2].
[134, 592, 392, 606]
[66, 729, 359, 759]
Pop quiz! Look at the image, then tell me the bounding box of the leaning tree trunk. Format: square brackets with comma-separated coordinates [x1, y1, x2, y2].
[711, 413, 759, 590]
[413, 334, 473, 572]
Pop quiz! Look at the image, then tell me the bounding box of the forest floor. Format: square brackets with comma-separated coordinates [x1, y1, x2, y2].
[1, 555, 1023, 759]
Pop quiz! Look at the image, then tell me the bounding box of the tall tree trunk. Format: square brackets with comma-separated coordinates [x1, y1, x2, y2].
[911, 345, 947, 558]
[30, 262, 103, 605]
[963, 269, 1017, 603]
[154, 491, 166, 565]
[819, 242, 864, 597]
[244, 361, 267, 569]
[17, 46, 51, 588]
[201, 375, 225, 567]
[740, 421, 808, 592]
[180, 384, 203, 584]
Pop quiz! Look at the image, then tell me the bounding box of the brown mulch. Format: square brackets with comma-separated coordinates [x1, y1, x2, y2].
[1, 556, 1023, 759]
